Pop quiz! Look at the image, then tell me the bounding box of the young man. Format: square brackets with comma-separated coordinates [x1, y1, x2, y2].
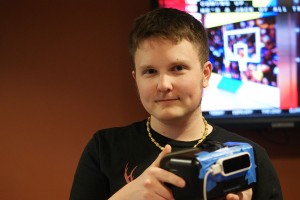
[70, 8, 282, 200]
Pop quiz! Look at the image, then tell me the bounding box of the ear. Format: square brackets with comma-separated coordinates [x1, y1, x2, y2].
[132, 70, 136, 80]
[202, 61, 212, 88]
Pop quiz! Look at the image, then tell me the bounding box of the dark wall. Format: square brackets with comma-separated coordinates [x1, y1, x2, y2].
[0, 1, 299, 200]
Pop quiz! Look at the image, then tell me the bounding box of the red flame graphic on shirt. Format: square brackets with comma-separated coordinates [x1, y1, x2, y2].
[124, 162, 137, 183]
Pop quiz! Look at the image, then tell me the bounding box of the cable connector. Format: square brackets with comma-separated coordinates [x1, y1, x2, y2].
[210, 164, 222, 175]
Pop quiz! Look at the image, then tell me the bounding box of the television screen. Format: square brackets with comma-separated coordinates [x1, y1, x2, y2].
[152, 0, 300, 129]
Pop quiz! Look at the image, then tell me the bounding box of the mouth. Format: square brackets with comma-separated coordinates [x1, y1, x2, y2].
[155, 98, 180, 103]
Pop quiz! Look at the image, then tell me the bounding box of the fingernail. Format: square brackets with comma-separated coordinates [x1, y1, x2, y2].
[178, 180, 185, 187]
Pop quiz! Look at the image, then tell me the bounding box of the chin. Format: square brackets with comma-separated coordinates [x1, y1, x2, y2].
[153, 111, 186, 121]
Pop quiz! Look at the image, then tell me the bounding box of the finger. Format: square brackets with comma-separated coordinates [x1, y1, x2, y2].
[226, 193, 239, 200]
[155, 168, 185, 188]
[149, 145, 186, 188]
[147, 177, 175, 200]
[226, 192, 243, 200]
[226, 188, 252, 200]
[151, 144, 172, 167]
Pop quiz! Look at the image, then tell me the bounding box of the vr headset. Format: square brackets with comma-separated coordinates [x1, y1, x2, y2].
[160, 141, 257, 200]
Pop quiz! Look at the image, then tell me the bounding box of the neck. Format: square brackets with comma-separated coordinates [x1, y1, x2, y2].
[150, 114, 209, 141]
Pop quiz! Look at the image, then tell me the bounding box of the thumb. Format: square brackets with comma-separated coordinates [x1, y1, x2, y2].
[151, 144, 172, 167]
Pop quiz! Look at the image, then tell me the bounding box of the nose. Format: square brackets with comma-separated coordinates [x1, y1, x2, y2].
[157, 74, 173, 92]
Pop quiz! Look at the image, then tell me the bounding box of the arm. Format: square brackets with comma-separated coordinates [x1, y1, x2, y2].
[252, 147, 283, 200]
[70, 137, 110, 200]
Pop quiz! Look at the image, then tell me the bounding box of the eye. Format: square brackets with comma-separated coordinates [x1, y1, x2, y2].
[173, 65, 185, 71]
[143, 68, 157, 75]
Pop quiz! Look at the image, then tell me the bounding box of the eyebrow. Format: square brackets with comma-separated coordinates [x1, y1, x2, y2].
[136, 59, 190, 69]
[135, 64, 153, 70]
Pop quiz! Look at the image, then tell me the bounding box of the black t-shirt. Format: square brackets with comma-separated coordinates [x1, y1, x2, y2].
[70, 119, 283, 200]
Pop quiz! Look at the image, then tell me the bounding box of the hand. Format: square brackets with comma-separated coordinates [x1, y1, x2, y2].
[109, 145, 186, 200]
[226, 188, 253, 200]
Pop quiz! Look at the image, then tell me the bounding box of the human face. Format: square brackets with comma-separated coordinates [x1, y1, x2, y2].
[132, 38, 211, 122]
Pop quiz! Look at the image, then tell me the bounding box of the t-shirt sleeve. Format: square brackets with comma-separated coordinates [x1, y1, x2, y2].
[70, 134, 110, 200]
[252, 146, 283, 200]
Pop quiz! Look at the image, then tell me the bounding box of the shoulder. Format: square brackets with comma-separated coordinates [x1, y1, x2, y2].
[89, 119, 146, 148]
[208, 124, 264, 151]
[208, 124, 271, 166]
[93, 119, 147, 140]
